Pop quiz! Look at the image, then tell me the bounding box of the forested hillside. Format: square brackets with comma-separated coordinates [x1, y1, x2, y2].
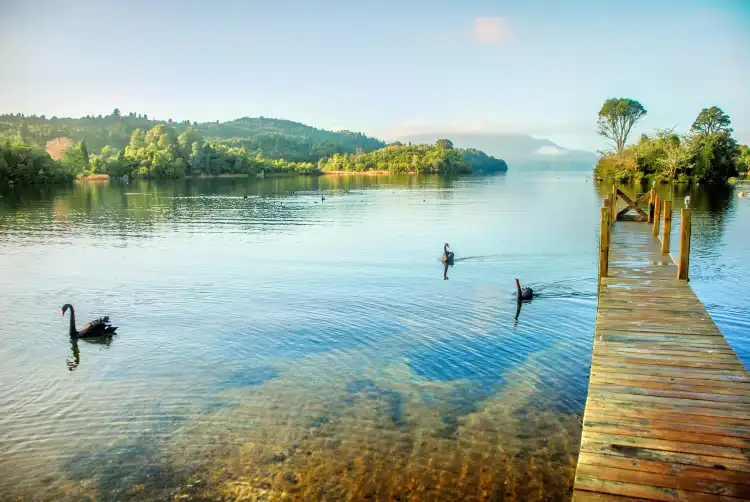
[0, 110, 385, 163]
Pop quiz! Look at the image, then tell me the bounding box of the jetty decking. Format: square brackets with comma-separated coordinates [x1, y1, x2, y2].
[572, 189, 750, 501]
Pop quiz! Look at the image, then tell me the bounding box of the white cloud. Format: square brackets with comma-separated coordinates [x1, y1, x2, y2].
[472, 17, 512, 45]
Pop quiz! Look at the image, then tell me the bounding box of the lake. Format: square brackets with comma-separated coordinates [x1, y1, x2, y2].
[0, 170, 747, 501]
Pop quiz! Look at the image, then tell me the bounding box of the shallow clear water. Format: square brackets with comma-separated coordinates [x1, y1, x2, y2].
[0, 171, 747, 501]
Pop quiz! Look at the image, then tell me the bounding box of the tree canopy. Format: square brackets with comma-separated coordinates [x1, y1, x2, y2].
[597, 98, 647, 153]
[690, 106, 732, 135]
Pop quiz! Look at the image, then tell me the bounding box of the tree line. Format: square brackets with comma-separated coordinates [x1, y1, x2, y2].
[0, 110, 385, 163]
[0, 114, 508, 184]
[594, 100, 749, 183]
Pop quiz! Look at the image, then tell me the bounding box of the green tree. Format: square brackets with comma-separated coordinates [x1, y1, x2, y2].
[688, 132, 739, 182]
[597, 98, 647, 153]
[652, 130, 690, 180]
[738, 145, 750, 173]
[62, 140, 90, 176]
[691, 106, 732, 135]
[435, 139, 454, 150]
[178, 126, 203, 162]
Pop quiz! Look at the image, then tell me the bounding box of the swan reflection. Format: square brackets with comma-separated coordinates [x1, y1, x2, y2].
[67, 335, 115, 372]
[513, 299, 523, 328]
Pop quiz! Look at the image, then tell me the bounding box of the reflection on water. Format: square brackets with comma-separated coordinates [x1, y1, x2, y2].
[67, 336, 116, 372]
[0, 171, 746, 501]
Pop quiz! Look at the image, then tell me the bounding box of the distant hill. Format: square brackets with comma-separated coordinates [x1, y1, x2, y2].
[397, 133, 597, 166]
[0, 112, 386, 163]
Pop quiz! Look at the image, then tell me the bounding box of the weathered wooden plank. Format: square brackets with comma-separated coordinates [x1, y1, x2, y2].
[582, 407, 750, 432]
[592, 353, 742, 365]
[593, 335, 729, 346]
[575, 475, 748, 501]
[585, 393, 750, 412]
[588, 383, 750, 403]
[573, 490, 653, 502]
[595, 323, 722, 334]
[592, 356, 746, 370]
[589, 379, 750, 398]
[594, 324, 722, 336]
[593, 347, 740, 358]
[581, 422, 750, 449]
[595, 345, 736, 354]
[586, 398, 750, 420]
[581, 415, 750, 441]
[589, 364, 750, 383]
[580, 441, 750, 473]
[582, 432, 748, 460]
[576, 464, 750, 498]
[577, 452, 750, 486]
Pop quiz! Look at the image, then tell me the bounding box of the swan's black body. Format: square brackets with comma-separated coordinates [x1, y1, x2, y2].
[442, 243, 454, 264]
[62, 304, 117, 338]
[515, 279, 533, 301]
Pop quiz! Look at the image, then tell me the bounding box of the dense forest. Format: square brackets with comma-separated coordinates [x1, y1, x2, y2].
[594, 102, 749, 183]
[0, 111, 385, 162]
[0, 111, 507, 184]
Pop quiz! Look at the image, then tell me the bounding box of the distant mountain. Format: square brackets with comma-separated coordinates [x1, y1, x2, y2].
[397, 133, 598, 166]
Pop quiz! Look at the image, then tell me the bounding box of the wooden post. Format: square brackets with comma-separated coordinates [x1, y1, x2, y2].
[611, 184, 617, 224]
[604, 195, 610, 220]
[648, 188, 654, 223]
[599, 207, 609, 283]
[677, 205, 691, 280]
[652, 194, 661, 236]
[661, 199, 672, 254]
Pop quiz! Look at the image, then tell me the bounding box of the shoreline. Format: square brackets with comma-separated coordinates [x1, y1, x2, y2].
[321, 170, 414, 176]
[76, 174, 111, 182]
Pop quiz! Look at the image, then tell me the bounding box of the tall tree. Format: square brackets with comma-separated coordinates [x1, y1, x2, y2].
[690, 106, 732, 135]
[597, 98, 647, 153]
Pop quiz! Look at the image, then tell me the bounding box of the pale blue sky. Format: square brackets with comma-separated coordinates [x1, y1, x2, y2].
[1, 0, 748, 151]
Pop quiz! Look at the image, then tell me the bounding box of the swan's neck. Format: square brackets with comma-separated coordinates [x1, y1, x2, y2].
[516, 280, 522, 297]
[68, 307, 78, 336]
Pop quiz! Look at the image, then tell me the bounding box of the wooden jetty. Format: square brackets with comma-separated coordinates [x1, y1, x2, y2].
[573, 187, 750, 501]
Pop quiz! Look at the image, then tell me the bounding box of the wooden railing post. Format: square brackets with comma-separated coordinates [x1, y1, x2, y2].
[677, 198, 691, 281]
[599, 206, 610, 283]
[661, 199, 672, 254]
[652, 194, 661, 236]
[611, 184, 617, 224]
[604, 195, 610, 220]
[648, 188, 654, 223]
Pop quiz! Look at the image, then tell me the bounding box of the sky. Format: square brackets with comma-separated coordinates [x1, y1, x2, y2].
[1, 0, 749, 151]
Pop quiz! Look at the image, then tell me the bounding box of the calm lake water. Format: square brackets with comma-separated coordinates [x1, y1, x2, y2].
[0, 170, 747, 501]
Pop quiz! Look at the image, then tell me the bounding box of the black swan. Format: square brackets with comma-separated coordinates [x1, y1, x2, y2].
[442, 243, 454, 264]
[516, 279, 533, 300]
[62, 304, 117, 338]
